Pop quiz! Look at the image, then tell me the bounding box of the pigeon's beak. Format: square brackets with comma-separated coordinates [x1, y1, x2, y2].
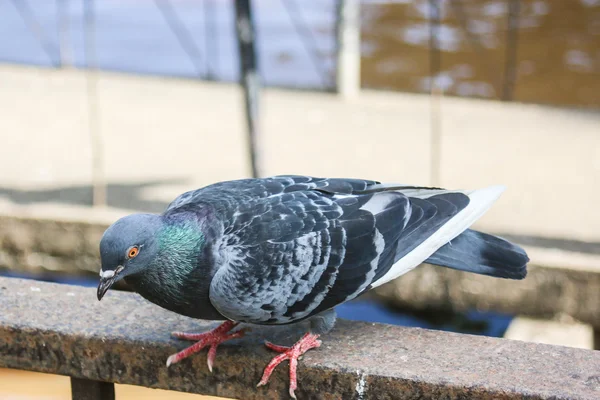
[97, 266, 123, 301]
[97, 276, 115, 301]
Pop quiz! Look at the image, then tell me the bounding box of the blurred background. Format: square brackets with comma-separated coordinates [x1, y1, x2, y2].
[0, 0, 599, 399]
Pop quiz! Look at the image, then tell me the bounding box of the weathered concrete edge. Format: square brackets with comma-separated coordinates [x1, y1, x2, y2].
[2, 209, 600, 328]
[1, 277, 600, 400]
[373, 260, 600, 330]
[0, 331, 551, 400]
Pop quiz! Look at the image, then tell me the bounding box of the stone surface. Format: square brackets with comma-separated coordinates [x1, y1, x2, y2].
[373, 253, 600, 329]
[0, 208, 115, 275]
[1, 277, 600, 400]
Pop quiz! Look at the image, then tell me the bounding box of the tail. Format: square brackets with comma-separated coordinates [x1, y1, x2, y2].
[425, 229, 528, 279]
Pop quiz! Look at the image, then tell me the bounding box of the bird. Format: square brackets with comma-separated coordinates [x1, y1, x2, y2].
[97, 175, 528, 398]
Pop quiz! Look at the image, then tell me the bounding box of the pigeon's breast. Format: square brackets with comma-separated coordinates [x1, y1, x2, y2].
[125, 266, 226, 321]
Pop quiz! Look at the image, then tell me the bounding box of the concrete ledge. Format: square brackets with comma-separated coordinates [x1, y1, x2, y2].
[0, 205, 122, 276]
[3, 64, 600, 243]
[1, 277, 600, 399]
[374, 249, 600, 329]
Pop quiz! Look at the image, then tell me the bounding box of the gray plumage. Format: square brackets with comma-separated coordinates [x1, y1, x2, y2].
[98, 175, 528, 334]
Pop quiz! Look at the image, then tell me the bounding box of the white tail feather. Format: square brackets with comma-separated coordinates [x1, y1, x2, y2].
[370, 185, 506, 288]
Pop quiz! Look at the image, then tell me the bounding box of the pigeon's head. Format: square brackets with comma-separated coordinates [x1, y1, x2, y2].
[97, 213, 163, 301]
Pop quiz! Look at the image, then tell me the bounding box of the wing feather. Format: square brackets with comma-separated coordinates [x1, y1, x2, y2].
[193, 176, 495, 325]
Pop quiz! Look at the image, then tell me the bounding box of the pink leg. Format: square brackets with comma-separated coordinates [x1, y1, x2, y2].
[166, 320, 245, 372]
[257, 332, 322, 399]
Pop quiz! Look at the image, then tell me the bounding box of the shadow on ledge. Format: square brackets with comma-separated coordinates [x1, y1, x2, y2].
[0, 179, 188, 213]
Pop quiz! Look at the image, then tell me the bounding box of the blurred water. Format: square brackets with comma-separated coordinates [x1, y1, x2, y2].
[0, 0, 598, 107]
[360, 0, 600, 106]
[0, 0, 338, 88]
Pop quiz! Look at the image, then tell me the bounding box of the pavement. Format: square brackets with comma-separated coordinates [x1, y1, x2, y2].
[1, 64, 599, 244]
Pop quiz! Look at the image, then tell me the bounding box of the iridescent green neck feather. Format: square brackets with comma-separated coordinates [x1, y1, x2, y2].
[128, 221, 207, 312]
[156, 222, 205, 267]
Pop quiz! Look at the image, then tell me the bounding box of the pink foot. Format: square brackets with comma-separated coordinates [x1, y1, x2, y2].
[166, 320, 245, 372]
[257, 332, 322, 399]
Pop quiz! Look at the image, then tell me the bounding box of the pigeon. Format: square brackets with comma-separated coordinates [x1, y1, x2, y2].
[97, 175, 528, 398]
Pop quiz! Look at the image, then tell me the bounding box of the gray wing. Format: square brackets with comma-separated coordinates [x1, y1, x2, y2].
[207, 180, 470, 325]
[163, 175, 380, 214]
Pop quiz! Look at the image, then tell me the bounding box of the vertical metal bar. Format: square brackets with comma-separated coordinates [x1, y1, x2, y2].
[70, 377, 115, 400]
[203, 0, 218, 80]
[502, 0, 520, 101]
[335, 0, 360, 98]
[281, 0, 330, 88]
[9, 0, 60, 66]
[429, 0, 442, 187]
[234, 0, 261, 178]
[83, 0, 106, 207]
[56, 0, 72, 67]
[153, 0, 204, 77]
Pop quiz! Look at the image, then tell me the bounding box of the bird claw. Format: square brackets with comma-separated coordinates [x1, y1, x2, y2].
[166, 320, 244, 371]
[257, 332, 321, 399]
[165, 354, 176, 368]
[207, 343, 218, 372]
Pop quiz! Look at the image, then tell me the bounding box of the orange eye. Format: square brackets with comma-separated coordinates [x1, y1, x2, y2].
[127, 246, 139, 259]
